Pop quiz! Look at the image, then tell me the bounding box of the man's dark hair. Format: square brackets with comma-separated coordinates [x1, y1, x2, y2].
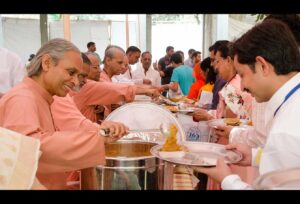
[126, 46, 141, 54]
[175, 50, 184, 56]
[166, 46, 174, 53]
[200, 57, 216, 84]
[188, 48, 196, 55]
[87, 42, 95, 49]
[141, 51, 152, 58]
[215, 41, 233, 59]
[170, 52, 183, 64]
[191, 51, 201, 59]
[264, 14, 300, 46]
[209, 40, 230, 55]
[81, 52, 91, 65]
[28, 54, 35, 61]
[232, 19, 300, 75]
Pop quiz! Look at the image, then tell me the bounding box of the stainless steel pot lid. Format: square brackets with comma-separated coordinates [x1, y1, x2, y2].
[105, 102, 186, 144]
[253, 167, 300, 190]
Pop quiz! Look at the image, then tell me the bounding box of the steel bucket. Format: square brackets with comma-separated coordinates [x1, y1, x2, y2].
[81, 140, 169, 190]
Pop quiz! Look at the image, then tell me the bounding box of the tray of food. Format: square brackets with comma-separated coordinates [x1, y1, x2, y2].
[151, 141, 242, 167]
[207, 118, 250, 128]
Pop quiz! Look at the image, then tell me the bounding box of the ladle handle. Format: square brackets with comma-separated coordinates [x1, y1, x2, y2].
[99, 128, 161, 137]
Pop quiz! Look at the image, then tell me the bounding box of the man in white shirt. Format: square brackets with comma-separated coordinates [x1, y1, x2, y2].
[193, 19, 300, 189]
[122, 46, 141, 81]
[132, 51, 161, 87]
[0, 48, 26, 98]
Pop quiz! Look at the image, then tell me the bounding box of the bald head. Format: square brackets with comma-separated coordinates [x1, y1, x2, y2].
[103, 45, 126, 77]
[104, 45, 125, 65]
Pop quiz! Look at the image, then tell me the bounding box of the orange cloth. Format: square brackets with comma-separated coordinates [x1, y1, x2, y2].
[197, 83, 214, 101]
[187, 63, 205, 100]
[52, 94, 102, 189]
[52, 94, 99, 131]
[0, 77, 106, 189]
[72, 79, 136, 122]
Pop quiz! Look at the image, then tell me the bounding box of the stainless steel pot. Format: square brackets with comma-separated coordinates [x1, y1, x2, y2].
[81, 140, 171, 190]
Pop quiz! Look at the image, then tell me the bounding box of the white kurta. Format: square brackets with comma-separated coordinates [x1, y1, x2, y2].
[132, 65, 161, 86]
[0, 48, 26, 93]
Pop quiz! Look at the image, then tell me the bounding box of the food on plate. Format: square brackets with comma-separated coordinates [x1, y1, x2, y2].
[224, 118, 241, 126]
[163, 105, 178, 112]
[161, 124, 181, 151]
[169, 97, 183, 102]
[159, 124, 185, 158]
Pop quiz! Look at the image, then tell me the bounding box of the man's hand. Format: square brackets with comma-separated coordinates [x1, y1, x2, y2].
[145, 88, 160, 99]
[193, 159, 232, 183]
[225, 143, 252, 166]
[99, 121, 129, 143]
[214, 125, 233, 140]
[143, 79, 152, 85]
[192, 109, 214, 122]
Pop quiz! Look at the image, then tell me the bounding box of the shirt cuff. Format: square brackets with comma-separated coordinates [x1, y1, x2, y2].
[228, 127, 239, 143]
[221, 174, 252, 190]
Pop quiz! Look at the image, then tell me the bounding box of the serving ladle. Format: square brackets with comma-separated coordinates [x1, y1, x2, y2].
[99, 122, 172, 138]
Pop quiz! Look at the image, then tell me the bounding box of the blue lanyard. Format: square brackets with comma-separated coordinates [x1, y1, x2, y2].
[274, 83, 300, 117]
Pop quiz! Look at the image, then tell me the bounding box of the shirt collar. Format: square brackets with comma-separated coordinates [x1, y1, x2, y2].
[265, 72, 300, 126]
[23, 77, 54, 105]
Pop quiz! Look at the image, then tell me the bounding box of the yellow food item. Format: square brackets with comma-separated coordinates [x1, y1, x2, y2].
[161, 124, 182, 151]
[169, 97, 183, 102]
[224, 118, 241, 126]
[164, 105, 178, 112]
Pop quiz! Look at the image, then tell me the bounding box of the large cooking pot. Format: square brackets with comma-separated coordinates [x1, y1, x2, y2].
[81, 140, 171, 190]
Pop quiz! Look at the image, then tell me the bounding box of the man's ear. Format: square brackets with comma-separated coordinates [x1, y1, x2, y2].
[255, 56, 273, 77]
[41, 54, 52, 72]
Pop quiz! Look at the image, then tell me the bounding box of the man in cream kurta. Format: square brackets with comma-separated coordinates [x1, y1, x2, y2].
[0, 39, 128, 189]
[132, 51, 161, 87]
[193, 19, 300, 190]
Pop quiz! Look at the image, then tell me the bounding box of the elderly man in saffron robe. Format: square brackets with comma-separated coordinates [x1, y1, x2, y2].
[71, 53, 142, 122]
[0, 38, 128, 189]
[86, 45, 160, 119]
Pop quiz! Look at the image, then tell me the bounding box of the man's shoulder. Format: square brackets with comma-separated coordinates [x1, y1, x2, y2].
[158, 56, 166, 62]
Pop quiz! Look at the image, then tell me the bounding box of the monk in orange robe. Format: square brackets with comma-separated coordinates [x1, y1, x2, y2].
[0, 39, 128, 189]
[76, 46, 160, 120]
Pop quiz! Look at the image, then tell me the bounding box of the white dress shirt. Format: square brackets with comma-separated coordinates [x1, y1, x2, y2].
[222, 72, 300, 189]
[0, 48, 26, 93]
[132, 65, 161, 86]
[112, 74, 135, 85]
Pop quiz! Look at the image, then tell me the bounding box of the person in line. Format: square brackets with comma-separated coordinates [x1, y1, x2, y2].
[194, 19, 300, 189]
